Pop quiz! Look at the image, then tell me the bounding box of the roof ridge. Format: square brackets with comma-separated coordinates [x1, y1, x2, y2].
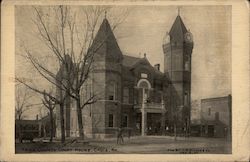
[123, 54, 141, 59]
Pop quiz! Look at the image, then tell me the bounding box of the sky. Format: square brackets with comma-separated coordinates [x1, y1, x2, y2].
[15, 5, 231, 119]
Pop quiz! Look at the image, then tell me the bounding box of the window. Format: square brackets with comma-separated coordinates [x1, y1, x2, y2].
[215, 112, 219, 120]
[107, 82, 116, 100]
[122, 114, 128, 127]
[185, 61, 190, 71]
[185, 56, 190, 71]
[123, 87, 129, 103]
[138, 81, 149, 89]
[208, 108, 211, 116]
[184, 91, 188, 105]
[108, 114, 114, 127]
[71, 117, 73, 128]
[141, 73, 148, 78]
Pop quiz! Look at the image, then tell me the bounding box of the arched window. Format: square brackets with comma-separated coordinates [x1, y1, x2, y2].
[107, 82, 116, 100]
[137, 79, 151, 103]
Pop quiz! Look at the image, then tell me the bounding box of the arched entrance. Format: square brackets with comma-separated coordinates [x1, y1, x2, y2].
[135, 79, 166, 136]
[137, 79, 151, 104]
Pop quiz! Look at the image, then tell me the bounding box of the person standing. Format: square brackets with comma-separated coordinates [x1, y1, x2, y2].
[117, 127, 124, 144]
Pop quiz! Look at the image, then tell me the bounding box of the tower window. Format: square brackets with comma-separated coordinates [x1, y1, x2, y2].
[107, 82, 116, 100]
[108, 114, 114, 127]
[185, 56, 190, 71]
[185, 61, 190, 71]
[184, 91, 188, 105]
[123, 87, 129, 104]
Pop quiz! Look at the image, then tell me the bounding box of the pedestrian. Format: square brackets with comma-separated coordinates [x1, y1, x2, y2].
[117, 127, 124, 144]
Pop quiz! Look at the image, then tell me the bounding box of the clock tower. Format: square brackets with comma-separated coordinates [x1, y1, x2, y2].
[163, 15, 193, 134]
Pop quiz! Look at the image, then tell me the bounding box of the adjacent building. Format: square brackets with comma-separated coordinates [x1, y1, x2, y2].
[200, 95, 232, 138]
[56, 14, 194, 138]
[15, 114, 56, 141]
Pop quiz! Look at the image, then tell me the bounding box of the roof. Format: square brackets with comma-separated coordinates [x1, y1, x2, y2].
[169, 15, 188, 42]
[122, 55, 141, 67]
[201, 119, 227, 126]
[122, 54, 164, 77]
[201, 95, 231, 102]
[89, 18, 122, 60]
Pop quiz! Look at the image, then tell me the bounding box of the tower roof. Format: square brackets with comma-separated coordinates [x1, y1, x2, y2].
[169, 15, 188, 42]
[89, 18, 122, 61]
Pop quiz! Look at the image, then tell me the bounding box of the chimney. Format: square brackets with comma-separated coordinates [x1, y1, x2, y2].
[154, 64, 160, 71]
[36, 114, 38, 120]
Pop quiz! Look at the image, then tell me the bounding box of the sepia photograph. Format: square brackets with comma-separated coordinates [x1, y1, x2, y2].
[1, 0, 249, 161]
[14, 5, 232, 154]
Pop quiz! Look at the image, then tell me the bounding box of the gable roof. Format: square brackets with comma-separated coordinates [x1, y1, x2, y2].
[169, 15, 188, 42]
[122, 54, 164, 77]
[122, 55, 141, 67]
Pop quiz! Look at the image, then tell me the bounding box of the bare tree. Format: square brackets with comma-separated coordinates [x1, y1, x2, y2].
[16, 5, 129, 140]
[16, 76, 68, 143]
[15, 84, 33, 120]
[42, 90, 56, 142]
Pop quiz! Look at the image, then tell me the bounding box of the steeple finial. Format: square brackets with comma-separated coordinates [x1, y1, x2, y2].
[178, 6, 181, 16]
[104, 10, 107, 19]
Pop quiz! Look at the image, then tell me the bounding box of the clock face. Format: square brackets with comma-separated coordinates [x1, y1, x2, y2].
[185, 32, 193, 42]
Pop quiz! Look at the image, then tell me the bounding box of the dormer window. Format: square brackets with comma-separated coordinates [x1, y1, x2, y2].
[141, 73, 148, 78]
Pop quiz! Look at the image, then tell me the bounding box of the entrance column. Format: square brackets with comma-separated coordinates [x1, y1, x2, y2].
[161, 113, 166, 135]
[141, 88, 147, 136]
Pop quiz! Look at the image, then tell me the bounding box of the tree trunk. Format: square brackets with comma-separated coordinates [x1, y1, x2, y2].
[60, 103, 65, 143]
[18, 120, 22, 143]
[49, 110, 54, 142]
[76, 98, 84, 139]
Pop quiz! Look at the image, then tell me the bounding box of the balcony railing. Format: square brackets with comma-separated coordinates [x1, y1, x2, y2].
[134, 102, 164, 109]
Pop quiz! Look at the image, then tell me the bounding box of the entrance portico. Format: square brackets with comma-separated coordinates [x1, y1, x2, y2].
[135, 79, 166, 136]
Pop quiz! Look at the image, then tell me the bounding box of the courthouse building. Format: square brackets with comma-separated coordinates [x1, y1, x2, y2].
[56, 14, 194, 138]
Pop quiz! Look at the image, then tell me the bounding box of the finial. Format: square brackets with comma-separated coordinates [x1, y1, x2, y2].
[104, 10, 107, 19]
[178, 6, 181, 16]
